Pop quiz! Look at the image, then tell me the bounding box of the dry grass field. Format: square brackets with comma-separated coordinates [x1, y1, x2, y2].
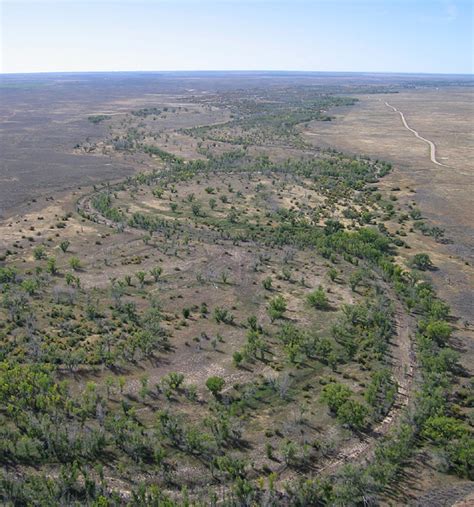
[302, 88, 474, 244]
[303, 88, 474, 319]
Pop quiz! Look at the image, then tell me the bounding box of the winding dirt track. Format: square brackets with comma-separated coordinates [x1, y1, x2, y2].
[385, 101, 449, 167]
[276, 287, 416, 484]
[321, 294, 414, 473]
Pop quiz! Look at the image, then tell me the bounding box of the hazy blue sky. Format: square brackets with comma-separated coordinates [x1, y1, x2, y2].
[1, 0, 472, 74]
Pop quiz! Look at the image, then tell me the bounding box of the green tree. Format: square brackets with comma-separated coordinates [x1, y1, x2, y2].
[410, 253, 433, 271]
[162, 372, 185, 392]
[214, 307, 234, 324]
[69, 257, 81, 271]
[46, 257, 58, 275]
[324, 219, 343, 235]
[21, 278, 38, 296]
[136, 271, 146, 288]
[328, 268, 338, 282]
[206, 376, 225, 398]
[59, 240, 70, 253]
[150, 266, 163, 282]
[307, 286, 329, 310]
[316, 338, 333, 364]
[446, 435, 474, 479]
[33, 245, 46, 260]
[349, 269, 366, 292]
[280, 440, 298, 466]
[365, 369, 396, 419]
[191, 203, 202, 216]
[321, 383, 352, 414]
[233, 351, 243, 367]
[247, 315, 258, 331]
[336, 400, 368, 430]
[267, 295, 287, 322]
[139, 375, 149, 400]
[423, 320, 452, 346]
[421, 416, 468, 444]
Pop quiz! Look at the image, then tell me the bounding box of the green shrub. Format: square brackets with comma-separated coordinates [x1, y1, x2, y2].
[206, 376, 225, 398]
[307, 286, 329, 310]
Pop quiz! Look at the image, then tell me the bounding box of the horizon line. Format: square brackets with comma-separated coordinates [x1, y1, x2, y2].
[1, 69, 473, 77]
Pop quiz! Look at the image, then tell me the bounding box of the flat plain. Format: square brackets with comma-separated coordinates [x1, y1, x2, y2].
[0, 72, 472, 506]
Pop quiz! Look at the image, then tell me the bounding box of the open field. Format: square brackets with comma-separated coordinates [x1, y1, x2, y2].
[0, 72, 472, 505]
[0, 74, 234, 217]
[302, 88, 474, 319]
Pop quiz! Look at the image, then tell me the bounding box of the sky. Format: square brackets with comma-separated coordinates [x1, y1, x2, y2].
[1, 0, 473, 74]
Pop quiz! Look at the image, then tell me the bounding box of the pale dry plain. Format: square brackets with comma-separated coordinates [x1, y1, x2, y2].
[303, 88, 474, 323]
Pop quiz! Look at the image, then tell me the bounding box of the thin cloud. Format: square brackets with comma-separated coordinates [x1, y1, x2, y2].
[444, 2, 458, 21]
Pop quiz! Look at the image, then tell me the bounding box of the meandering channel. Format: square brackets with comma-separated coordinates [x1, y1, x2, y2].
[385, 101, 449, 167]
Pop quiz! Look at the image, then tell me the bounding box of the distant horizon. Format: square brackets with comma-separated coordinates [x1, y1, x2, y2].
[1, 69, 473, 77]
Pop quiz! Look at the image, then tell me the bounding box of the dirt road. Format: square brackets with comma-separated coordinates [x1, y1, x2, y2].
[385, 101, 449, 167]
[277, 285, 416, 483]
